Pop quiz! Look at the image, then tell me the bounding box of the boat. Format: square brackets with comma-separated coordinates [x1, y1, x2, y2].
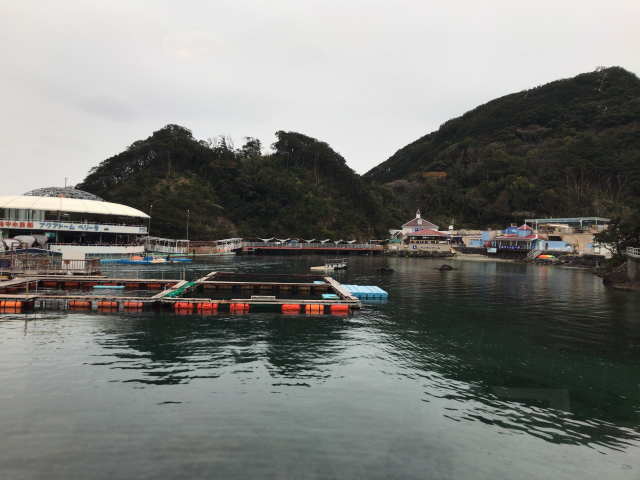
[100, 255, 193, 265]
[310, 258, 348, 271]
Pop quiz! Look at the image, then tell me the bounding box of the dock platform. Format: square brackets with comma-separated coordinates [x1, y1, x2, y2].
[0, 271, 362, 315]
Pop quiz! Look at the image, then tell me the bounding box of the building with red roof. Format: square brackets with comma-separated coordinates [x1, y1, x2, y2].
[401, 210, 439, 235]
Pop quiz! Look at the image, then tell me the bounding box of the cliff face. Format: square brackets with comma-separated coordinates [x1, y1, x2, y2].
[78, 126, 398, 239]
[365, 67, 640, 228]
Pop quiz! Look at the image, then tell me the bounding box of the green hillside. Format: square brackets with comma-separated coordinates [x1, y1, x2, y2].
[365, 67, 640, 228]
[79, 67, 640, 240]
[78, 126, 398, 240]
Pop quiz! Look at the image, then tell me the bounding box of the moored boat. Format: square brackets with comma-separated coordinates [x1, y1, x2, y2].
[310, 258, 348, 271]
[100, 255, 193, 265]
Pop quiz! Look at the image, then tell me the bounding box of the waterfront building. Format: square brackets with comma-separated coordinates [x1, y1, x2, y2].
[0, 187, 149, 259]
[524, 217, 610, 232]
[404, 229, 452, 253]
[401, 210, 439, 235]
[487, 224, 539, 253]
[387, 210, 451, 253]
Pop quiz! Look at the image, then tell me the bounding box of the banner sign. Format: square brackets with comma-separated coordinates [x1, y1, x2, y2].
[0, 220, 147, 234]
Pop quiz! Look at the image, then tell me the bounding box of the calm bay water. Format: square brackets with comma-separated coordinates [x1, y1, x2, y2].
[1, 255, 639, 479]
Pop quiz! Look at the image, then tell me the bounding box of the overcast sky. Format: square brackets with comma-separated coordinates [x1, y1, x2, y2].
[1, 0, 638, 194]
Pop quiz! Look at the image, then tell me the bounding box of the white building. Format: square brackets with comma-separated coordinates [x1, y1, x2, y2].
[401, 210, 440, 235]
[388, 210, 451, 253]
[0, 187, 149, 259]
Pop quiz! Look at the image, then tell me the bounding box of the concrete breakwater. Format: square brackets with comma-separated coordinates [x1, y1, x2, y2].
[601, 248, 640, 291]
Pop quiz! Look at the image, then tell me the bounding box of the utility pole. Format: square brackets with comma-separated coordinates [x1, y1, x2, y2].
[186, 209, 190, 241]
[148, 203, 153, 235]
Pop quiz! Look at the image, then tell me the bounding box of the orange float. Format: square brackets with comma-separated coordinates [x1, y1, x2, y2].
[281, 304, 301, 314]
[230, 303, 250, 313]
[173, 302, 194, 311]
[123, 301, 144, 309]
[0, 300, 23, 308]
[97, 301, 118, 308]
[196, 302, 219, 311]
[330, 304, 350, 314]
[0, 307, 21, 314]
[305, 304, 325, 314]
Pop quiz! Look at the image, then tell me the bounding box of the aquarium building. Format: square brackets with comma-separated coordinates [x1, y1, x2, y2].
[0, 187, 149, 259]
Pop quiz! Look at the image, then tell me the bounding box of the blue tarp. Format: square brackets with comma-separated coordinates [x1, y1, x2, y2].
[341, 284, 389, 300]
[321, 293, 339, 299]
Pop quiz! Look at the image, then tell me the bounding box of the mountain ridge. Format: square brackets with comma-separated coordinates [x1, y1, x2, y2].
[78, 66, 640, 238]
[78, 126, 399, 239]
[365, 66, 640, 227]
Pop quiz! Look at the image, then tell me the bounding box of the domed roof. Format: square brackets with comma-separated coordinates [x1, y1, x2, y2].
[0, 195, 149, 218]
[24, 186, 104, 201]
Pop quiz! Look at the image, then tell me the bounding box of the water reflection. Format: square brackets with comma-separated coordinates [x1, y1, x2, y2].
[373, 257, 640, 450]
[5, 254, 640, 463]
[90, 313, 350, 387]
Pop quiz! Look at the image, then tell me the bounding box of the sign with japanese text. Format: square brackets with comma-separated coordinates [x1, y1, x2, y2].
[0, 219, 147, 234]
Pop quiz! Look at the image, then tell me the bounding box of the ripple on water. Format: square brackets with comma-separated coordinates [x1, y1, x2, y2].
[1, 255, 639, 479]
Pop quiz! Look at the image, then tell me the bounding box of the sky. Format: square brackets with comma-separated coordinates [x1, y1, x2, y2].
[1, 0, 638, 194]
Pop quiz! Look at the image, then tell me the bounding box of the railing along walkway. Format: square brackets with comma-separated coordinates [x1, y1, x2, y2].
[243, 242, 383, 250]
[626, 247, 640, 258]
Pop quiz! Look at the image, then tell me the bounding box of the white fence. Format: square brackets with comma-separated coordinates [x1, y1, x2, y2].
[626, 247, 640, 258]
[48, 244, 145, 260]
[243, 242, 383, 250]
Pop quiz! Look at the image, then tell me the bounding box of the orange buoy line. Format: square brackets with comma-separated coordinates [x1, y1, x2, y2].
[0, 271, 362, 315]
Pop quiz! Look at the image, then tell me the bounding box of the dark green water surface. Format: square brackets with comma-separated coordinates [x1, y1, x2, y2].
[1, 255, 639, 479]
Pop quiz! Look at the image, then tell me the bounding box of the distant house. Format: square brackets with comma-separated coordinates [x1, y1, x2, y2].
[489, 224, 541, 252]
[405, 228, 451, 253]
[388, 210, 450, 253]
[401, 210, 439, 236]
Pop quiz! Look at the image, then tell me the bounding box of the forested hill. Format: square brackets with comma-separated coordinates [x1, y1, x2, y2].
[78, 126, 398, 240]
[79, 67, 640, 239]
[365, 67, 640, 228]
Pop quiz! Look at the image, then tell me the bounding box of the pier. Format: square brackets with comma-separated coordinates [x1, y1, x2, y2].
[626, 247, 640, 282]
[0, 271, 362, 314]
[0, 255, 101, 277]
[241, 241, 383, 255]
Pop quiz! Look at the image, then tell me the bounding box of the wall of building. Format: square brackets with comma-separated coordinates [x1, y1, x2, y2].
[49, 244, 144, 260]
[539, 240, 573, 252]
[403, 243, 451, 253]
[465, 238, 484, 248]
[628, 255, 640, 282]
[0, 220, 147, 235]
